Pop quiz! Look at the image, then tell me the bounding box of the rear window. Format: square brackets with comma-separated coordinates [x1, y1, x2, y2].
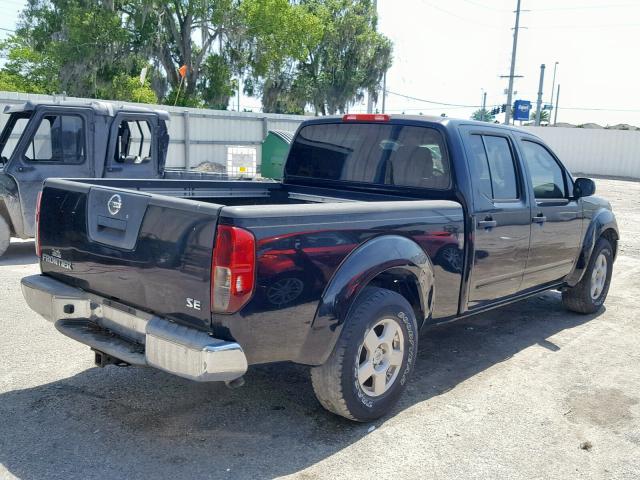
[286, 123, 451, 189]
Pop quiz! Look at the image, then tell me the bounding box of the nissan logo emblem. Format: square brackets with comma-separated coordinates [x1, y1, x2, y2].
[107, 194, 122, 216]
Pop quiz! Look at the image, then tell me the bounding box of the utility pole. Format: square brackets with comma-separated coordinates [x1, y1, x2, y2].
[381, 71, 387, 114]
[504, 0, 523, 125]
[554, 84, 561, 125]
[482, 91, 487, 120]
[535, 64, 545, 126]
[549, 61, 558, 112]
[367, 0, 378, 114]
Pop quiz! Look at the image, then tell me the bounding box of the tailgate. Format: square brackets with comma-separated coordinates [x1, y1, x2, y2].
[38, 179, 222, 331]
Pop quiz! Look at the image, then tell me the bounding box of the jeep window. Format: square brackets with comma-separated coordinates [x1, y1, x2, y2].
[286, 123, 451, 190]
[0, 114, 30, 165]
[114, 120, 153, 165]
[24, 115, 85, 164]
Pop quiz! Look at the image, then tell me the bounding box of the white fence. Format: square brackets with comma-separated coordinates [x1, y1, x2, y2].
[522, 126, 640, 179]
[1, 91, 639, 179]
[0, 91, 308, 170]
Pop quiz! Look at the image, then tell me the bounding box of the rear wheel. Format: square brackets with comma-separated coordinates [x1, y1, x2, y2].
[311, 287, 418, 422]
[562, 237, 613, 314]
[0, 216, 10, 257]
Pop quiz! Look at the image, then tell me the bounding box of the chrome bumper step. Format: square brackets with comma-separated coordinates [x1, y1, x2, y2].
[22, 274, 248, 382]
[55, 318, 146, 366]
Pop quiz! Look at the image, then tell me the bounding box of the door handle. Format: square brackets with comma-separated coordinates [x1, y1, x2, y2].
[17, 166, 35, 172]
[532, 214, 547, 224]
[478, 217, 497, 229]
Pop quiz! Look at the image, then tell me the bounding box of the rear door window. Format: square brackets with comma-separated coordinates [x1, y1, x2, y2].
[467, 134, 520, 201]
[483, 136, 519, 200]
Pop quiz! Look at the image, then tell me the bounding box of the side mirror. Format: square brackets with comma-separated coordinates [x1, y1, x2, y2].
[574, 177, 596, 198]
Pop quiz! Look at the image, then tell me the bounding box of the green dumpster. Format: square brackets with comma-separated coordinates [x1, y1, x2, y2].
[261, 130, 294, 179]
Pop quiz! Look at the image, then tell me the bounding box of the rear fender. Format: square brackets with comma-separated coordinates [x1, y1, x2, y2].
[566, 208, 618, 286]
[295, 235, 435, 365]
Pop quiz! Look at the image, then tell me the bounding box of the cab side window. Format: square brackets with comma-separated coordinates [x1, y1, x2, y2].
[24, 115, 85, 164]
[114, 120, 153, 165]
[468, 134, 519, 201]
[520, 141, 566, 199]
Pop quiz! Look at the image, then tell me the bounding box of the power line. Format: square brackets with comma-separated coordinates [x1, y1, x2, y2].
[0, 27, 16, 33]
[458, 0, 509, 12]
[527, 23, 640, 29]
[457, 1, 640, 13]
[534, 3, 640, 11]
[558, 106, 640, 113]
[419, 0, 502, 29]
[386, 89, 640, 114]
[385, 90, 482, 108]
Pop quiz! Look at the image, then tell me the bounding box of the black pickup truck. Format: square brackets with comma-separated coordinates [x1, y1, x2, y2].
[22, 114, 618, 421]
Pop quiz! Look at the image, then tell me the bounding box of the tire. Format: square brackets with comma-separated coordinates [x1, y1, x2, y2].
[0, 216, 10, 257]
[311, 287, 418, 422]
[562, 237, 613, 314]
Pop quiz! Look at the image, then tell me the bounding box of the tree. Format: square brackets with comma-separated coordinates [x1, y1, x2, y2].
[239, 0, 322, 113]
[99, 0, 320, 106]
[198, 54, 236, 109]
[1, 0, 393, 112]
[126, 0, 236, 101]
[296, 0, 392, 115]
[471, 109, 495, 122]
[109, 73, 158, 104]
[531, 110, 550, 123]
[1, 0, 155, 102]
[248, 0, 391, 114]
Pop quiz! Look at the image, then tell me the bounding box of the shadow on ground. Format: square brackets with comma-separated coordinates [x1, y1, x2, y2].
[0, 241, 37, 266]
[0, 291, 599, 479]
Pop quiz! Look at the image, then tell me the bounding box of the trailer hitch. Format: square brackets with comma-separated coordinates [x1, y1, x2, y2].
[92, 349, 130, 368]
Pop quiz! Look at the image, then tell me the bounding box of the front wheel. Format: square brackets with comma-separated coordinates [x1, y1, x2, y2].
[311, 287, 418, 422]
[562, 237, 613, 314]
[0, 216, 10, 257]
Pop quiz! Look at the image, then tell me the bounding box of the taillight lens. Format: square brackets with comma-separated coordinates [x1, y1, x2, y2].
[35, 190, 43, 257]
[211, 225, 256, 313]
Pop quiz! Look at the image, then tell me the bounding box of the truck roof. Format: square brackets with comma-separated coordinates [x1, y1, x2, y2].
[299, 114, 539, 138]
[3, 101, 170, 120]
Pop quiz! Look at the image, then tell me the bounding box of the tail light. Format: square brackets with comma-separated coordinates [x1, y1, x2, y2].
[35, 190, 43, 257]
[211, 225, 256, 313]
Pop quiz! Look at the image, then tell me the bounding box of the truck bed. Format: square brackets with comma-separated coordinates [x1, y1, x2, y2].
[37, 177, 464, 363]
[60, 177, 413, 205]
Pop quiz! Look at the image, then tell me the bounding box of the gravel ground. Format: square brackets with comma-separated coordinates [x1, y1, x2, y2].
[0, 178, 639, 480]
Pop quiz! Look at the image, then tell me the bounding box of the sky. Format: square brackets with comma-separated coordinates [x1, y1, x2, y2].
[2, 0, 640, 126]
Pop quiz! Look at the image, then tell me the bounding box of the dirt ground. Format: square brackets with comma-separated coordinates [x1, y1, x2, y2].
[0, 177, 638, 480]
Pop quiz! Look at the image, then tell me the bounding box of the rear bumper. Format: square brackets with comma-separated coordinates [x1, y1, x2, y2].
[21, 274, 247, 382]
